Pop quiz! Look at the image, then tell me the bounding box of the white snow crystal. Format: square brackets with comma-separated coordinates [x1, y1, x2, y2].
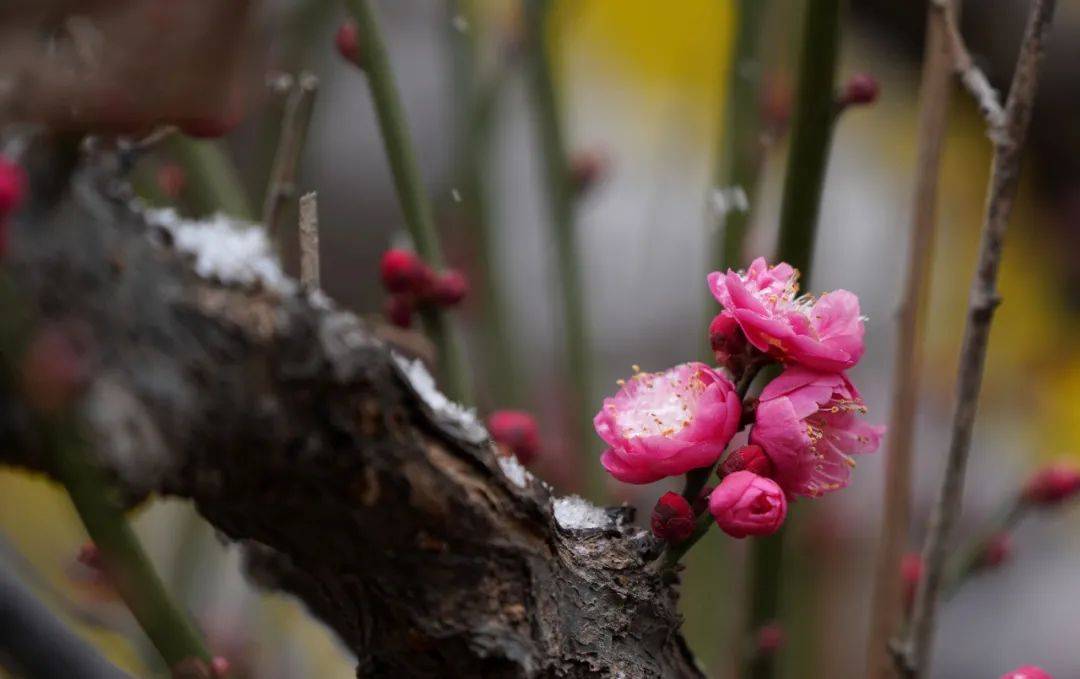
[392, 354, 486, 441]
[497, 454, 531, 488]
[553, 495, 611, 530]
[146, 208, 295, 295]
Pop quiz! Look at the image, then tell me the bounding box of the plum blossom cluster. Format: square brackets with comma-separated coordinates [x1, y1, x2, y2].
[379, 248, 468, 328]
[594, 258, 883, 544]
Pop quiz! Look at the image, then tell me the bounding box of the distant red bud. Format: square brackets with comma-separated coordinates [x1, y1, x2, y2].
[901, 552, 923, 612]
[430, 269, 468, 307]
[0, 158, 26, 218]
[755, 622, 785, 654]
[569, 149, 607, 194]
[1022, 463, 1080, 506]
[384, 294, 414, 328]
[651, 492, 695, 544]
[380, 249, 429, 294]
[336, 21, 362, 66]
[488, 410, 541, 464]
[840, 73, 880, 107]
[980, 532, 1013, 569]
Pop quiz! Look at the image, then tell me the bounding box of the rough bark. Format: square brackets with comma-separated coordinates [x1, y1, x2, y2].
[0, 147, 702, 679]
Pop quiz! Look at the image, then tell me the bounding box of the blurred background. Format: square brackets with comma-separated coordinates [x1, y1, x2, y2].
[2, 0, 1080, 676]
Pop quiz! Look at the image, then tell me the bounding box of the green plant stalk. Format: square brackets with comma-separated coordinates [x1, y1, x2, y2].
[164, 136, 254, 219]
[46, 423, 210, 670]
[522, 0, 597, 496]
[716, 0, 769, 273]
[345, 0, 472, 403]
[743, 0, 842, 677]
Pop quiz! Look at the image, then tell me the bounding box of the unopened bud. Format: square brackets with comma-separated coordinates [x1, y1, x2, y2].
[980, 531, 1013, 569]
[720, 444, 773, 479]
[569, 149, 607, 194]
[650, 492, 695, 544]
[379, 249, 429, 294]
[839, 73, 880, 108]
[709, 313, 750, 375]
[755, 621, 785, 655]
[487, 410, 541, 464]
[0, 157, 27, 218]
[1022, 463, 1080, 507]
[384, 294, 414, 328]
[210, 656, 230, 678]
[335, 21, 362, 66]
[901, 552, 923, 612]
[430, 269, 468, 307]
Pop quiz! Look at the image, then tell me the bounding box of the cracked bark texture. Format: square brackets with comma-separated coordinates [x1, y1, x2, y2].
[0, 148, 702, 679]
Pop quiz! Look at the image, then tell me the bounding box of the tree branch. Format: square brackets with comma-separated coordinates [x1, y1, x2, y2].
[932, 0, 1006, 130]
[896, 2, 1058, 676]
[0, 151, 703, 678]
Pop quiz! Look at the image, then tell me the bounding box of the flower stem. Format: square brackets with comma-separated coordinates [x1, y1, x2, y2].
[45, 420, 211, 671]
[654, 511, 716, 573]
[522, 0, 598, 497]
[344, 0, 472, 404]
[742, 0, 842, 676]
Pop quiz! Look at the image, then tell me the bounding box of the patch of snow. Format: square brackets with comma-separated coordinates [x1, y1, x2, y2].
[553, 495, 611, 530]
[497, 454, 531, 488]
[145, 208, 295, 295]
[392, 354, 487, 442]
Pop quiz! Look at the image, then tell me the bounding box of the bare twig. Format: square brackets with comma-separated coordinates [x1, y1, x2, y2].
[298, 191, 320, 291]
[865, 3, 958, 677]
[262, 72, 318, 236]
[897, 2, 1058, 676]
[932, 0, 1006, 129]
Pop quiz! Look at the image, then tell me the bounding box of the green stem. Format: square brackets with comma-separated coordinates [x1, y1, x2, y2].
[164, 136, 254, 220]
[716, 0, 769, 273]
[940, 501, 1025, 600]
[743, 1, 842, 677]
[46, 422, 210, 670]
[522, 0, 596, 496]
[656, 511, 715, 572]
[344, 0, 472, 403]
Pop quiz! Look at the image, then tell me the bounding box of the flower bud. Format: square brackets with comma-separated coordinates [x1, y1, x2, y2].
[980, 531, 1013, 569]
[1000, 666, 1054, 679]
[720, 444, 774, 479]
[569, 149, 607, 194]
[1021, 463, 1080, 506]
[709, 471, 786, 538]
[77, 542, 103, 572]
[650, 491, 695, 544]
[708, 312, 750, 374]
[210, 656, 231, 678]
[901, 552, 923, 612]
[0, 158, 27, 218]
[487, 410, 540, 464]
[755, 622, 785, 655]
[839, 73, 880, 107]
[384, 294, 414, 328]
[336, 20, 362, 66]
[379, 249, 427, 294]
[430, 269, 468, 307]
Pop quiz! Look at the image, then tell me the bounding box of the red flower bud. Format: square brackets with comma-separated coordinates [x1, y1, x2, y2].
[569, 149, 607, 194]
[1000, 665, 1054, 679]
[980, 531, 1013, 569]
[156, 163, 186, 200]
[708, 313, 750, 374]
[901, 552, 923, 612]
[720, 444, 774, 479]
[210, 656, 231, 678]
[755, 622, 785, 654]
[77, 542, 103, 572]
[1022, 463, 1080, 506]
[384, 294, 414, 328]
[336, 21, 362, 65]
[0, 158, 27, 218]
[487, 410, 540, 464]
[430, 269, 468, 307]
[379, 249, 429, 294]
[840, 73, 880, 107]
[650, 491, 695, 544]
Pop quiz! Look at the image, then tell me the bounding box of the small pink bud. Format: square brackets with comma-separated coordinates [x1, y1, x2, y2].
[430, 269, 468, 307]
[384, 294, 414, 328]
[379, 249, 428, 294]
[650, 492, 695, 544]
[156, 163, 187, 200]
[709, 471, 786, 539]
[980, 531, 1013, 569]
[840, 73, 880, 107]
[1022, 463, 1080, 506]
[487, 410, 540, 464]
[1001, 666, 1054, 679]
[77, 542, 103, 572]
[0, 157, 27, 218]
[708, 312, 750, 374]
[335, 21, 361, 65]
[755, 622, 785, 654]
[720, 444, 774, 479]
[210, 656, 231, 677]
[901, 552, 923, 612]
[569, 149, 607, 194]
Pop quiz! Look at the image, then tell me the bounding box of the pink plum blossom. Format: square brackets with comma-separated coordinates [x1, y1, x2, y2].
[595, 362, 741, 484]
[1000, 666, 1054, 679]
[709, 470, 787, 538]
[750, 367, 883, 498]
[707, 257, 866, 372]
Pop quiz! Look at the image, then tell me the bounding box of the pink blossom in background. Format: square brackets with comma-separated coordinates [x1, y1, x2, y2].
[595, 362, 741, 484]
[708, 470, 787, 538]
[1000, 666, 1054, 679]
[750, 367, 883, 498]
[707, 258, 866, 372]
[1021, 462, 1080, 506]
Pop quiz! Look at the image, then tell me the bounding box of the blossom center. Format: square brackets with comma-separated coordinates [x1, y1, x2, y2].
[614, 372, 703, 438]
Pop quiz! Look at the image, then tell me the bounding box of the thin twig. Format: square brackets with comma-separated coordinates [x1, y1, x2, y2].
[864, 3, 958, 677]
[897, 2, 1058, 676]
[931, 0, 1006, 130]
[343, 0, 472, 403]
[262, 72, 318, 236]
[298, 191, 320, 291]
